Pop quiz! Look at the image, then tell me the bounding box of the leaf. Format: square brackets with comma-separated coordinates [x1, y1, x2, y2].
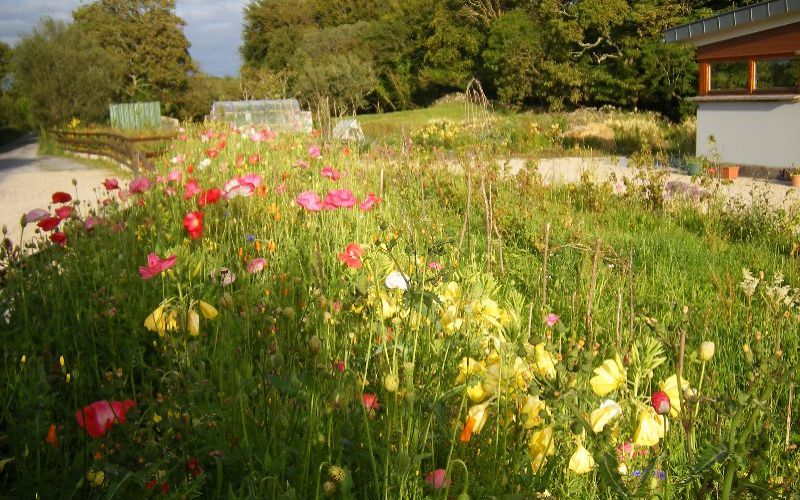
[0, 457, 12, 472]
[634, 456, 659, 496]
[679, 443, 729, 485]
[596, 450, 630, 498]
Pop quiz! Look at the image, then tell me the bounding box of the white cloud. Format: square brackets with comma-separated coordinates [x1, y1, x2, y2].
[0, 0, 247, 76]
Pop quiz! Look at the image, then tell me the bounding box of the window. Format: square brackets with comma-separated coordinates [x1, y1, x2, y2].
[755, 58, 799, 91]
[710, 61, 748, 92]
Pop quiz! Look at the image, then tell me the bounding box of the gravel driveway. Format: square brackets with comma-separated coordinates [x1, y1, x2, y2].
[0, 135, 119, 246]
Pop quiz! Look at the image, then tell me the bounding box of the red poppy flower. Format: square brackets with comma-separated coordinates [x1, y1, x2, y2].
[205, 148, 219, 159]
[362, 393, 380, 411]
[338, 243, 363, 269]
[102, 178, 119, 191]
[75, 400, 136, 438]
[198, 188, 221, 207]
[52, 192, 72, 203]
[183, 211, 204, 239]
[45, 423, 58, 448]
[184, 179, 202, 199]
[248, 153, 260, 165]
[55, 206, 73, 219]
[652, 390, 671, 415]
[50, 232, 67, 246]
[187, 457, 202, 478]
[38, 217, 61, 232]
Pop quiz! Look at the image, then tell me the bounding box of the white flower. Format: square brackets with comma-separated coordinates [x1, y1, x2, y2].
[385, 271, 409, 291]
[199, 158, 211, 170]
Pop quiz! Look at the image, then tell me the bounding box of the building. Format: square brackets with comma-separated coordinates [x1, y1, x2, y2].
[664, 0, 800, 169]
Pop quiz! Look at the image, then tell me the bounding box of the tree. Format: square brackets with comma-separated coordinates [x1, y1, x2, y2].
[73, 0, 195, 114]
[13, 18, 124, 127]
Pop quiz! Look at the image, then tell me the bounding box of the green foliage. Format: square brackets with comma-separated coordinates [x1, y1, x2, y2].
[12, 18, 124, 127]
[73, 0, 196, 115]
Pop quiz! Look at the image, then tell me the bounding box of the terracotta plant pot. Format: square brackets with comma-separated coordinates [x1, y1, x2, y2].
[792, 174, 800, 188]
[720, 165, 739, 180]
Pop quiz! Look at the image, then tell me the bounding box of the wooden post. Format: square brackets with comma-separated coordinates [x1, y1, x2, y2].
[699, 61, 711, 96]
[747, 59, 756, 94]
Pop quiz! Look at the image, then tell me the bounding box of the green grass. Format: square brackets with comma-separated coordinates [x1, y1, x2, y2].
[0, 125, 797, 498]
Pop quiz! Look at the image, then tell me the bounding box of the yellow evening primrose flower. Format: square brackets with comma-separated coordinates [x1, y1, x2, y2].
[440, 304, 463, 334]
[198, 300, 218, 320]
[187, 308, 200, 336]
[529, 426, 556, 471]
[144, 305, 166, 336]
[468, 402, 490, 435]
[590, 357, 626, 396]
[456, 357, 486, 383]
[633, 408, 667, 447]
[660, 374, 691, 417]
[534, 343, 558, 379]
[569, 442, 596, 474]
[520, 395, 547, 429]
[590, 399, 623, 433]
[512, 357, 533, 390]
[482, 361, 501, 395]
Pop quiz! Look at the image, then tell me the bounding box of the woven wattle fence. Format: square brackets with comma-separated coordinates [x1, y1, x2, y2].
[49, 129, 176, 175]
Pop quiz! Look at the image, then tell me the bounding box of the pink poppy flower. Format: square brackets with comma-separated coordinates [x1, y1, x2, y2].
[52, 192, 72, 203]
[163, 186, 177, 197]
[167, 169, 182, 183]
[170, 154, 185, 165]
[359, 193, 381, 212]
[223, 178, 255, 199]
[321, 165, 340, 181]
[55, 206, 73, 219]
[338, 243, 363, 269]
[184, 179, 202, 199]
[425, 469, 451, 490]
[545, 313, 560, 327]
[309, 145, 321, 159]
[247, 257, 267, 274]
[235, 153, 245, 168]
[139, 252, 177, 280]
[25, 208, 49, 223]
[296, 159, 309, 169]
[84, 216, 101, 231]
[427, 261, 443, 271]
[296, 191, 323, 211]
[239, 173, 263, 188]
[129, 177, 151, 194]
[75, 400, 136, 439]
[102, 179, 119, 191]
[323, 189, 357, 209]
[276, 182, 286, 195]
[362, 393, 380, 411]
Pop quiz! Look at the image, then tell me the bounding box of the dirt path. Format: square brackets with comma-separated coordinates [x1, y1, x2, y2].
[0, 135, 119, 246]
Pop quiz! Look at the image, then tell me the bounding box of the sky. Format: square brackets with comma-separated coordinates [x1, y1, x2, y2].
[0, 0, 249, 76]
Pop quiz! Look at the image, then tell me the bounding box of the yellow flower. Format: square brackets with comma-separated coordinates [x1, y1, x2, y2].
[512, 357, 533, 390]
[660, 374, 690, 417]
[589, 399, 623, 433]
[633, 408, 666, 447]
[467, 382, 486, 403]
[440, 304, 463, 334]
[153, 414, 163, 424]
[699, 341, 715, 362]
[86, 470, 104, 487]
[534, 343, 557, 379]
[482, 361, 501, 395]
[471, 298, 503, 330]
[568, 442, 596, 474]
[144, 306, 166, 336]
[520, 395, 547, 429]
[187, 308, 200, 336]
[590, 357, 626, 396]
[468, 402, 490, 435]
[198, 300, 218, 320]
[442, 281, 461, 304]
[529, 426, 555, 471]
[59, 355, 65, 367]
[456, 357, 485, 383]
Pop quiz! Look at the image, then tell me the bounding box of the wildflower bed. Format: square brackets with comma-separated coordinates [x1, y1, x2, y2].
[1, 124, 799, 498]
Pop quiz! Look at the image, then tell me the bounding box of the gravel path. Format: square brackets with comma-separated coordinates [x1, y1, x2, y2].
[0, 135, 119, 246]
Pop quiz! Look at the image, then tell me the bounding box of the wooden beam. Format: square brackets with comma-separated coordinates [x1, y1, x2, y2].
[748, 59, 757, 94]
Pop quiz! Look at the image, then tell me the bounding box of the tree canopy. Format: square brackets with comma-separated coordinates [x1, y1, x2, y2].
[241, 0, 702, 118]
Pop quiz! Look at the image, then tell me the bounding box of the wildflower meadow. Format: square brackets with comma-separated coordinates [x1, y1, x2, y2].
[1, 124, 800, 498]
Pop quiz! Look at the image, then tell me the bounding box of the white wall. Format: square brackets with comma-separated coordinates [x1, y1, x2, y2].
[696, 100, 800, 168]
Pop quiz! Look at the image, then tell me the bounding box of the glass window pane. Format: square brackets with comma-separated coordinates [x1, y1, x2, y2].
[756, 59, 799, 90]
[710, 61, 748, 91]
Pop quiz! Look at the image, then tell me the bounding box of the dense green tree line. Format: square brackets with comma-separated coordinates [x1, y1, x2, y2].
[241, 0, 756, 119]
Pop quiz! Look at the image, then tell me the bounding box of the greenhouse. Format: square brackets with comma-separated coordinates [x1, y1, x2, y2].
[209, 99, 312, 132]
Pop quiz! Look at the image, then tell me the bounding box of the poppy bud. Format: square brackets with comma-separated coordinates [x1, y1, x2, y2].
[309, 335, 321, 352]
[651, 391, 671, 415]
[384, 373, 399, 392]
[188, 309, 200, 336]
[699, 341, 715, 361]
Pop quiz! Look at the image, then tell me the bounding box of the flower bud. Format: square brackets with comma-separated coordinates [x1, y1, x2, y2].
[651, 390, 671, 416]
[309, 335, 321, 352]
[328, 465, 345, 483]
[699, 341, 715, 361]
[188, 309, 200, 336]
[384, 373, 399, 392]
[322, 480, 337, 496]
